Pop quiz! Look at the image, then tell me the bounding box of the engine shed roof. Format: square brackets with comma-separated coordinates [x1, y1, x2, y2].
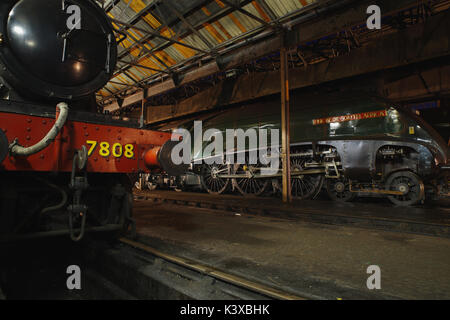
[96, 0, 318, 102]
[97, 0, 450, 116]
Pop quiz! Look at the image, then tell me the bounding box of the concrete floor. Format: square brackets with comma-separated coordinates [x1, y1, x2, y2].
[133, 201, 450, 299]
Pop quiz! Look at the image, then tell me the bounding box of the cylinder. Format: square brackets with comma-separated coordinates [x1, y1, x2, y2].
[144, 146, 161, 168]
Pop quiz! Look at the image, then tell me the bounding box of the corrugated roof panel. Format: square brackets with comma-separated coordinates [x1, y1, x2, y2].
[265, 0, 297, 17]
[118, 45, 128, 55]
[197, 27, 221, 46]
[184, 6, 211, 27]
[135, 58, 158, 75]
[195, 8, 231, 45]
[210, 21, 232, 41]
[110, 1, 138, 23]
[264, 0, 317, 18]
[234, 10, 262, 30]
[203, 1, 224, 17]
[168, 0, 207, 15]
[241, 2, 269, 22]
[126, 67, 149, 81]
[163, 45, 186, 63]
[182, 33, 211, 52]
[217, 15, 243, 38]
[135, 19, 158, 33]
[105, 82, 120, 92]
[249, 1, 272, 22]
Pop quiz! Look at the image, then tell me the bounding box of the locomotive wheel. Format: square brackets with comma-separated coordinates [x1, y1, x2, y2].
[326, 178, 356, 202]
[386, 171, 425, 206]
[146, 182, 158, 191]
[233, 163, 269, 196]
[290, 158, 324, 200]
[134, 180, 143, 191]
[201, 164, 231, 195]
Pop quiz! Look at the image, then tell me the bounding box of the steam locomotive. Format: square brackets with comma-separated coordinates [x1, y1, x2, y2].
[0, 0, 172, 242]
[148, 93, 450, 206]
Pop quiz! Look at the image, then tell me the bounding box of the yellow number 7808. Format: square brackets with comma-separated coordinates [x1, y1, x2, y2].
[86, 140, 134, 159]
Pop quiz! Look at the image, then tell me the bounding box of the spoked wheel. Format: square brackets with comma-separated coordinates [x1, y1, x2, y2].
[326, 177, 356, 202]
[146, 182, 157, 191]
[201, 164, 231, 194]
[386, 171, 425, 206]
[134, 180, 143, 191]
[129, 173, 142, 191]
[290, 158, 324, 200]
[134, 174, 155, 191]
[233, 163, 270, 196]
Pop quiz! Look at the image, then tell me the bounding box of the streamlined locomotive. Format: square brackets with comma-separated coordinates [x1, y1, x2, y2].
[154, 94, 449, 206]
[0, 0, 171, 242]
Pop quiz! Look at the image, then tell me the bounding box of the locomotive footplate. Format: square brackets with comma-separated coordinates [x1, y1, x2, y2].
[348, 181, 408, 196]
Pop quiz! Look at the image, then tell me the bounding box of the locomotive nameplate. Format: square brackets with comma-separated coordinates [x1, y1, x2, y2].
[312, 110, 387, 125]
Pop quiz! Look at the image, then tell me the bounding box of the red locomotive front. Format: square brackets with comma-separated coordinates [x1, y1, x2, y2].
[0, 0, 172, 242]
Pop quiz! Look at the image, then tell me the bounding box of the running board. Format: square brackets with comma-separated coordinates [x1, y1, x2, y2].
[218, 169, 326, 179]
[349, 184, 405, 196]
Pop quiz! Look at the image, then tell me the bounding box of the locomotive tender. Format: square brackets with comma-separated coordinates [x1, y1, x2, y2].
[0, 0, 171, 242]
[153, 93, 449, 206]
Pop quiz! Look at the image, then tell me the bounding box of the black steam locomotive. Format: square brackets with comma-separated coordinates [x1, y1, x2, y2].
[149, 93, 450, 206]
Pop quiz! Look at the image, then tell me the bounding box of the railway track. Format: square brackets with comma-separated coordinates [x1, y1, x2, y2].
[108, 237, 404, 300]
[0, 237, 308, 300]
[1, 235, 431, 300]
[135, 190, 450, 238]
[118, 238, 308, 300]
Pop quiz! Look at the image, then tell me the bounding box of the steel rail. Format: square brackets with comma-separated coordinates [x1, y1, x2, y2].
[119, 237, 306, 300]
